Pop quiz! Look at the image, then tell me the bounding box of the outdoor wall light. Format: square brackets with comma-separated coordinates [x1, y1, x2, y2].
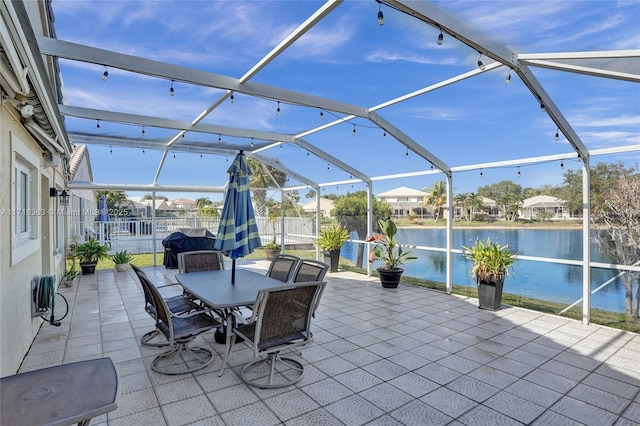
[50, 188, 70, 206]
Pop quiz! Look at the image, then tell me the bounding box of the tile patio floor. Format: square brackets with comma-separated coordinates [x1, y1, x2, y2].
[20, 260, 640, 426]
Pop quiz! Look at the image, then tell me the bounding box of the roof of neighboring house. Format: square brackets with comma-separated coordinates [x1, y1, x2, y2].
[301, 197, 335, 209]
[376, 186, 428, 198]
[172, 198, 195, 205]
[481, 197, 497, 206]
[68, 144, 93, 181]
[522, 195, 566, 207]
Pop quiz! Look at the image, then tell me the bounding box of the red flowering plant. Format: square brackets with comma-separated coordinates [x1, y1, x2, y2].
[365, 218, 417, 270]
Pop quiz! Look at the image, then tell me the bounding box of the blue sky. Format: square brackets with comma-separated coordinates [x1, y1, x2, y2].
[51, 1, 640, 203]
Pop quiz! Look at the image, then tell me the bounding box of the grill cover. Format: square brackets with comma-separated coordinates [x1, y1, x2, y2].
[162, 229, 216, 269]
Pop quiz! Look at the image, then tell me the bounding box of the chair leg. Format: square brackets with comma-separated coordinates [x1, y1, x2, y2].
[151, 338, 214, 375]
[140, 330, 170, 347]
[241, 352, 304, 389]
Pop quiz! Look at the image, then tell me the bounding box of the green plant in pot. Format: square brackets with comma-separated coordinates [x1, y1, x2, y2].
[263, 241, 281, 261]
[76, 239, 109, 274]
[111, 250, 133, 272]
[366, 218, 417, 288]
[315, 224, 349, 272]
[63, 238, 81, 287]
[462, 237, 516, 311]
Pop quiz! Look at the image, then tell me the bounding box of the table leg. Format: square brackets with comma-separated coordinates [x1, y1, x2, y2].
[218, 310, 235, 376]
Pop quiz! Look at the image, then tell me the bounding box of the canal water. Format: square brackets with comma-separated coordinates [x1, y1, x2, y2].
[341, 228, 629, 313]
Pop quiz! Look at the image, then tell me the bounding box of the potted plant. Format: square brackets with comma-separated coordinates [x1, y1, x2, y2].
[315, 224, 350, 272]
[462, 237, 516, 311]
[62, 238, 81, 287]
[263, 242, 281, 261]
[366, 218, 417, 288]
[111, 250, 132, 272]
[76, 239, 109, 274]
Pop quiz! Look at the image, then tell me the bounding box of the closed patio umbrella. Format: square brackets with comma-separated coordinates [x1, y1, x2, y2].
[214, 151, 262, 283]
[97, 195, 111, 243]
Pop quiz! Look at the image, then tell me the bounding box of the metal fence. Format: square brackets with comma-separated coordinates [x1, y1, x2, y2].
[68, 216, 315, 255]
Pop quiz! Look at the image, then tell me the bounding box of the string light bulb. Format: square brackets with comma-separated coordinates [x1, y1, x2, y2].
[505, 70, 511, 85]
[142, 149, 145, 155]
[96, 119, 101, 129]
[276, 101, 281, 116]
[170, 80, 175, 96]
[480, 169, 483, 177]
[250, 138, 254, 148]
[319, 109, 324, 119]
[101, 66, 108, 81]
[405, 148, 409, 158]
[383, 129, 387, 137]
[560, 160, 564, 169]
[141, 126, 146, 136]
[218, 134, 221, 142]
[517, 166, 521, 178]
[437, 29, 444, 45]
[477, 52, 485, 71]
[377, 2, 384, 26]
[173, 151, 176, 160]
[230, 92, 234, 103]
[109, 145, 112, 155]
[352, 124, 356, 136]
[555, 128, 560, 141]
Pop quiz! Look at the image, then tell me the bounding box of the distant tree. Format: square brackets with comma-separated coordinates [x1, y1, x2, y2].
[143, 193, 167, 200]
[592, 167, 640, 320]
[287, 190, 300, 204]
[535, 210, 554, 222]
[558, 162, 633, 218]
[195, 197, 212, 209]
[96, 191, 129, 216]
[305, 190, 316, 199]
[198, 206, 219, 218]
[477, 180, 522, 200]
[464, 193, 483, 222]
[423, 181, 447, 222]
[333, 192, 392, 268]
[247, 157, 287, 215]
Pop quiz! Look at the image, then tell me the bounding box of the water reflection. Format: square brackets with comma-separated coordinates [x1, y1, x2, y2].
[342, 228, 626, 313]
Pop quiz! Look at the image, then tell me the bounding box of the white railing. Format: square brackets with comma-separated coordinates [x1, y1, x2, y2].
[68, 216, 314, 254]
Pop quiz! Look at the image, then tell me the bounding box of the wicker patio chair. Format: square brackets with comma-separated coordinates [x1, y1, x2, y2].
[145, 274, 220, 375]
[131, 264, 201, 347]
[178, 250, 225, 273]
[229, 281, 326, 388]
[265, 254, 300, 283]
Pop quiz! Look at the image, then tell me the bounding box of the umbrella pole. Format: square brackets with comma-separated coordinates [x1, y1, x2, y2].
[231, 259, 236, 284]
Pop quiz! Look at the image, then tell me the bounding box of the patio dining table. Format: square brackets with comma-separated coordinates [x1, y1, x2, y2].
[0, 357, 118, 426]
[175, 268, 283, 375]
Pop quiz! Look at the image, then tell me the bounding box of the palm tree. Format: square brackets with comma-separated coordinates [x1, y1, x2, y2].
[247, 157, 286, 216]
[464, 192, 483, 222]
[454, 193, 467, 221]
[195, 197, 212, 209]
[423, 181, 447, 222]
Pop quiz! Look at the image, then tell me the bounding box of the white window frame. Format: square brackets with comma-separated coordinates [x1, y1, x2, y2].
[11, 133, 40, 265]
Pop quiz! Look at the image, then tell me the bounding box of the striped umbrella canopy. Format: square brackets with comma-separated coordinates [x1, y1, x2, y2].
[214, 151, 262, 283]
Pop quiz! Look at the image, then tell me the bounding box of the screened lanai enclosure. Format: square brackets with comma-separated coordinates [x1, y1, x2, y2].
[4, 0, 639, 324]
